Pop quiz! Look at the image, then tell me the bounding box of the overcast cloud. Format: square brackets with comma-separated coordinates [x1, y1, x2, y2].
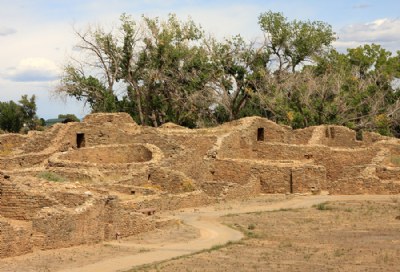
[0, 0, 399, 119]
[0, 26, 17, 36]
[335, 17, 400, 51]
[3, 58, 60, 82]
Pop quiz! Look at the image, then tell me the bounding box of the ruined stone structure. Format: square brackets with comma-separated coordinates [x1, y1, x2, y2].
[1, 113, 400, 258]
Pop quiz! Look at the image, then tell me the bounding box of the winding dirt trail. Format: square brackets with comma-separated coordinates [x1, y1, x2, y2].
[58, 194, 395, 272]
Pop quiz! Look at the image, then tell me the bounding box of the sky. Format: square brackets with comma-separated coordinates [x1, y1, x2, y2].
[1, 0, 400, 119]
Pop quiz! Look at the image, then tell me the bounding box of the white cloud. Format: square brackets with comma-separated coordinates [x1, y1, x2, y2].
[2, 58, 60, 82]
[335, 18, 400, 51]
[0, 27, 17, 36]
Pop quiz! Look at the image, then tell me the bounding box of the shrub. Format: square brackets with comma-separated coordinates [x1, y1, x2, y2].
[313, 202, 332, 211]
[37, 172, 66, 182]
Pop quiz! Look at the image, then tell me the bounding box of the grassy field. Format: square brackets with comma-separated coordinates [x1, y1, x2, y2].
[133, 199, 400, 272]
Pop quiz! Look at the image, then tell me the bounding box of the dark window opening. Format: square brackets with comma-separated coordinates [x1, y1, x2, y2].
[325, 127, 335, 139]
[130, 190, 136, 195]
[257, 128, 265, 141]
[77, 133, 85, 148]
[356, 130, 363, 141]
[330, 127, 335, 139]
[289, 170, 293, 194]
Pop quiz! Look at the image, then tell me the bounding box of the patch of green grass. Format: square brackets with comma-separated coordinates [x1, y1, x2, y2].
[224, 213, 239, 217]
[313, 202, 333, 211]
[127, 240, 244, 272]
[243, 207, 300, 216]
[279, 240, 293, 248]
[390, 156, 400, 166]
[207, 240, 241, 252]
[334, 249, 344, 257]
[226, 223, 262, 239]
[37, 171, 66, 182]
[248, 223, 256, 230]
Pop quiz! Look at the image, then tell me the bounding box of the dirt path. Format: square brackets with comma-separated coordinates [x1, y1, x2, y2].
[58, 194, 395, 272]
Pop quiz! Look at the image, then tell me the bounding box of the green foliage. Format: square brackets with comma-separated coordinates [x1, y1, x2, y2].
[0, 100, 24, 132]
[58, 114, 80, 122]
[19, 95, 38, 130]
[56, 12, 400, 136]
[313, 202, 333, 211]
[37, 171, 66, 182]
[258, 11, 335, 72]
[390, 156, 400, 166]
[0, 95, 39, 133]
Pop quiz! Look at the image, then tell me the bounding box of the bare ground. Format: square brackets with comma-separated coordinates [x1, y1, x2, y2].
[136, 197, 400, 272]
[1, 194, 400, 272]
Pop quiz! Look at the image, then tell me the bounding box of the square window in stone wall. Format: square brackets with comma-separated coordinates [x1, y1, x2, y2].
[76, 133, 85, 148]
[257, 128, 265, 141]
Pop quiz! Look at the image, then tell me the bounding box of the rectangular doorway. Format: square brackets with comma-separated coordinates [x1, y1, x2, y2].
[257, 128, 265, 141]
[77, 133, 85, 148]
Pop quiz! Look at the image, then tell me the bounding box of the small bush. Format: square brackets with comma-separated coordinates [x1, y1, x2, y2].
[37, 172, 66, 182]
[390, 156, 400, 166]
[313, 202, 332, 211]
[182, 179, 196, 192]
[248, 223, 256, 230]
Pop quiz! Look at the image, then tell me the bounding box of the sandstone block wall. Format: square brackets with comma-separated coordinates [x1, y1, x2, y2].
[1, 113, 400, 259]
[0, 134, 27, 154]
[0, 180, 55, 220]
[83, 112, 136, 124]
[0, 218, 33, 258]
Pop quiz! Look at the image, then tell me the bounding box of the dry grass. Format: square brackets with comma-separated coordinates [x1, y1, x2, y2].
[136, 200, 400, 272]
[0, 142, 13, 156]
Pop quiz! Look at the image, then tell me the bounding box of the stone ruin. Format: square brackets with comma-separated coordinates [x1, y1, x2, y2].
[1, 112, 400, 258]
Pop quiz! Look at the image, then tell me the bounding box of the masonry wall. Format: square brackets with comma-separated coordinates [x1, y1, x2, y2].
[0, 134, 27, 154]
[318, 126, 362, 148]
[0, 180, 55, 220]
[327, 176, 400, 194]
[0, 154, 49, 170]
[211, 159, 324, 194]
[58, 145, 152, 164]
[133, 191, 212, 211]
[0, 218, 33, 258]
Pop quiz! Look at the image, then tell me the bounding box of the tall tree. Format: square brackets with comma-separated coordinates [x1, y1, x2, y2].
[258, 11, 335, 73]
[19, 95, 38, 130]
[0, 101, 23, 133]
[210, 35, 271, 121]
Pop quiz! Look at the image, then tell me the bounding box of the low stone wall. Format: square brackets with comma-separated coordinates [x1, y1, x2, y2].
[0, 218, 33, 258]
[0, 154, 49, 170]
[133, 191, 212, 211]
[58, 144, 152, 164]
[328, 177, 400, 194]
[0, 179, 55, 220]
[0, 134, 27, 155]
[83, 112, 136, 125]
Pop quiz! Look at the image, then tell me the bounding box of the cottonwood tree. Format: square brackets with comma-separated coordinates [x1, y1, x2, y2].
[56, 18, 128, 113]
[258, 11, 335, 73]
[210, 35, 271, 122]
[56, 12, 400, 136]
[0, 101, 23, 133]
[124, 14, 216, 127]
[57, 14, 218, 127]
[0, 95, 38, 133]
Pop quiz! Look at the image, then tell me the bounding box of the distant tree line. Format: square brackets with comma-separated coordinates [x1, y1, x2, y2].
[0, 95, 41, 133]
[0, 95, 80, 133]
[53, 11, 399, 136]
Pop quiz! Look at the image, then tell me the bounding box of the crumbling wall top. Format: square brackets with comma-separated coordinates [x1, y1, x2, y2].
[83, 112, 136, 125]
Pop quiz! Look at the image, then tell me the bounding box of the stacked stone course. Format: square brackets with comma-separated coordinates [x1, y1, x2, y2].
[1, 112, 400, 258]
